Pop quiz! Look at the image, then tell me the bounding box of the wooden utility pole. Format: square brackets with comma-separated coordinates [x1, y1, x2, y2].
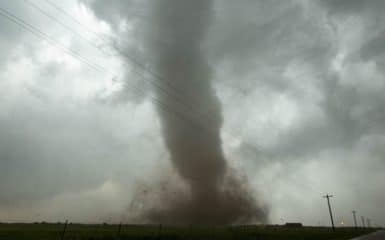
[361, 216, 365, 228]
[352, 211, 358, 229]
[157, 224, 162, 240]
[60, 220, 68, 240]
[117, 222, 122, 239]
[323, 194, 335, 231]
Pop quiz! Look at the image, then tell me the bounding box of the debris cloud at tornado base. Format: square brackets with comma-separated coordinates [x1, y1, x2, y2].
[130, 0, 268, 225]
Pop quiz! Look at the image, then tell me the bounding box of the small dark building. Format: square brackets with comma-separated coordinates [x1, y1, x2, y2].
[285, 222, 303, 228]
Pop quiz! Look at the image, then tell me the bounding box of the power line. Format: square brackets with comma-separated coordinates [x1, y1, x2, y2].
[24, 0, 104, 51]
[0, 6, 105, 73]
[44, 0, 111, 43]
[1, 3, 270, 167]
[44, 0, 187, 69]
[1, 3, 212, 130]
[0, 5, 229, 146]
[45, 0, 172, 58]
[5, 4, 224, 141]
[31, 0, 288, 154]
[28, 0, 222, 128]
[0, 6, 181, 127]
[119, 50, 275, 166]
[25, 0, 222, 133]
[23, 1, 266, 153]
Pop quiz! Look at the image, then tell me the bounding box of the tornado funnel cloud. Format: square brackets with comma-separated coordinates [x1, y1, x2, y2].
[143, 0, 267, 224]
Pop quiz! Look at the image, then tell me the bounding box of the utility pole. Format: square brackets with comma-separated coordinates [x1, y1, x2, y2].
[367, 218, 371, 228]
[361, 216, 365, 228]
[61, 220, 68, 240]
[352, 211, 358, 229]
[323, 194, 335, 231]
[117, 222, 122, 239]
[157, 224, 162, 240]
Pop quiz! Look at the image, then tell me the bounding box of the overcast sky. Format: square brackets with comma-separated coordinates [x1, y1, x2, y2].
[0, 0, 385, 227]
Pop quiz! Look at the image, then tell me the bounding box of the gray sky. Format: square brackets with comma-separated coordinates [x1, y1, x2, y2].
[0, 0, 384, 226]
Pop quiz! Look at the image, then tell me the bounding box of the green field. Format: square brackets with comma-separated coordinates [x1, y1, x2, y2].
[0, 223, 376, 240]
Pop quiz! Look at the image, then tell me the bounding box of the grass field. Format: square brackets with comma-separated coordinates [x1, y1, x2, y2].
[0, 223, 376, 240]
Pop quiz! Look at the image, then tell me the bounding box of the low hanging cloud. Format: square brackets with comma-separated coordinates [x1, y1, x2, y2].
[0, 0, 385, 225]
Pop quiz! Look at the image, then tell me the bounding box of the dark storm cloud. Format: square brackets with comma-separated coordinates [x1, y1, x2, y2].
[257, 1, 385, 160]
[0, 94, 164, 217]
[359, 33, 385, 61]
[320, 0, 385, 14]
[0, 1, 30, 66]
[78, 0, 385, 225]
[0, 99, 115, 205]
[1, 0, 385, 225]
[198, 1, 385, 164]
[208, 1, 334, 99]
[82, 0, 141, 27]
[320, 0, 385, 64]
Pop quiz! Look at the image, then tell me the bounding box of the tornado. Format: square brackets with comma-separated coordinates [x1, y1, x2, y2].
[141, 0, 267, 224]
